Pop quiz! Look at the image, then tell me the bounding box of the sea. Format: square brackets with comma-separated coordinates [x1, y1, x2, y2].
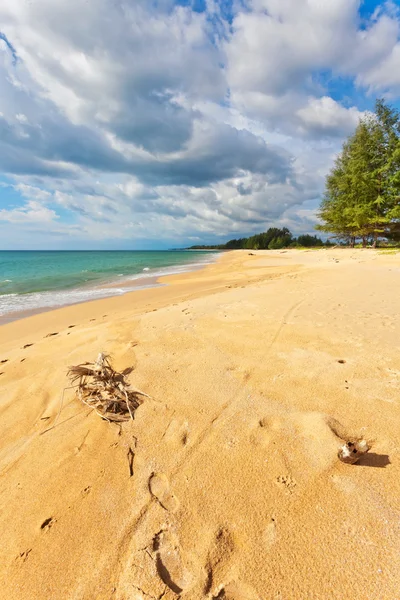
[0, 250, 219, 320]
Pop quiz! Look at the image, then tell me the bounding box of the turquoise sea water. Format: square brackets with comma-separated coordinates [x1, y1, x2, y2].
[0, 250, 218, 318]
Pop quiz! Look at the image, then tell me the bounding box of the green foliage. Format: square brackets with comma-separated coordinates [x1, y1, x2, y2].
[317, 99, 400, 246]
[188, 228, 325, 250]
[296, 234, 324, 247]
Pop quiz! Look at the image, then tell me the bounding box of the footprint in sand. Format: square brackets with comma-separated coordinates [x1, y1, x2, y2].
[149, 472, 180, 513]
[45, 332, 58, 338]
[213, 581, 261, 600]
[275, 475, 297, 494]
[22, 343, 34, 349]
[16, 549, 32, 563]
[205, 527, 239, 596]
[0, 359, 8, 364]
[153, 529, 197, 594]
[40, 516, 56, 531]
[250, 416, 281, 448]
[164, 419, 190, 447]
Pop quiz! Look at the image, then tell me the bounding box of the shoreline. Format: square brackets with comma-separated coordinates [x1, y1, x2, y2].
[0, 251, 220, 326]
[0, 249, 238, 335]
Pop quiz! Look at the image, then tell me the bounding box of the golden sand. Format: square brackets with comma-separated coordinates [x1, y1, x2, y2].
[0, 249, 399, 599]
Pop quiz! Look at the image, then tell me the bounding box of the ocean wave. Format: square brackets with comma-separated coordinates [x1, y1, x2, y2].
[120, 256, 217, 283]
[0, 287, 125, 316]
[0, 252, 219, 318]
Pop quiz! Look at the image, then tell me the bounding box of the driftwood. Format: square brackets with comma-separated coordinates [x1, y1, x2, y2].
[68, 353, 149, 422]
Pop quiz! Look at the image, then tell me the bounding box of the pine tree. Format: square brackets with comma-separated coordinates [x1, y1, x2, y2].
[317, 99, 400, 246]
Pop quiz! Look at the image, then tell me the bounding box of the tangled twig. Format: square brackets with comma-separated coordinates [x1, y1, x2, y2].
[68, 353, 149, 422]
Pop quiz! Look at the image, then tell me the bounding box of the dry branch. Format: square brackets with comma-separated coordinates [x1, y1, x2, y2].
[68, 353, 149, 422]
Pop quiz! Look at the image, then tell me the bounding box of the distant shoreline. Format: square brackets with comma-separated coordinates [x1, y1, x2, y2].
[0, 250, 220, 325]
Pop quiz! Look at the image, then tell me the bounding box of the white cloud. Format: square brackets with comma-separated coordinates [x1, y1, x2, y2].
[226, 0, 400, 124]
[0, 0, 399, 247]
[296, 96, 366, 136]
[0, 200, 58, 223]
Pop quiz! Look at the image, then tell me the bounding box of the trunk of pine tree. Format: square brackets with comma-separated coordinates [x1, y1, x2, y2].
[362, 236, 367, 248]
[350, 236, 355, 248]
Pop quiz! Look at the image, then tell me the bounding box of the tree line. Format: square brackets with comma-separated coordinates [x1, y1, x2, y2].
[188, 228, 327, 250]
[316, 99, 400, 247]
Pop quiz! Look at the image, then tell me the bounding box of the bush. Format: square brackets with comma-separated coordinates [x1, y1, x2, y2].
[296, 234, 324, 247]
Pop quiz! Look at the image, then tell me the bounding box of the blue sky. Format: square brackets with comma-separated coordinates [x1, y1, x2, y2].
[0, 0, 400, 249]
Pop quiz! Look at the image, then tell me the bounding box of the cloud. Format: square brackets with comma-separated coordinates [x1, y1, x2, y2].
[296, 96, 366, 137]
[0, 199, 58, 223]
[0, 0, 399, 247]
[226, 0, 400, 127]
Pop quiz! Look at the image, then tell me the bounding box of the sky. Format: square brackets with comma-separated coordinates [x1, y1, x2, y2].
[0, 0, 400, 249]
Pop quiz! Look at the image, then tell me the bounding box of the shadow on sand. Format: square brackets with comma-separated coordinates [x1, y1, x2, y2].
[355, 453, 391, 468]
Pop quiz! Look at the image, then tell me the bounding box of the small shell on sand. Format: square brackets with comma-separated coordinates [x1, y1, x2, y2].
[338, 439, 371, 464]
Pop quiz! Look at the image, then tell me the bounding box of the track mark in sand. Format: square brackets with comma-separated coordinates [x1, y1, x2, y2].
[325, 416, 351, 441]
[16, 549, 32, 563]
[68, 325, 76, 328]
[0, 359, 8, 364]
[149, 473, 180, 513]
[263, 518, 277, 550]
[250, 416, 282, 448]
[213, 581, 261, 600]
[153, 530, 196, 594]
[127, 443, 136, 477]
[45, 332, 58, 338]
[267, 298, 306, 351]
[74, 430, 91, 454]
[276, 475, 297, 494]
[205, 527, 238, 596]
[20, 358, 26, 362]
[22, 343, 34, 349]
[81, 486, 91, 497]
[40, 516, 56, 531]
[163, 419, 190, 447]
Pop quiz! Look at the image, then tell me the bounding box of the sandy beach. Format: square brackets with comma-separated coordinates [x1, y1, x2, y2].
[1, 248, 400, 599]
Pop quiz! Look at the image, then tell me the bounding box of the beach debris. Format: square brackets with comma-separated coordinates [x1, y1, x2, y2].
[338, 439, 371, 464]
[67, 353, 149, 422]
